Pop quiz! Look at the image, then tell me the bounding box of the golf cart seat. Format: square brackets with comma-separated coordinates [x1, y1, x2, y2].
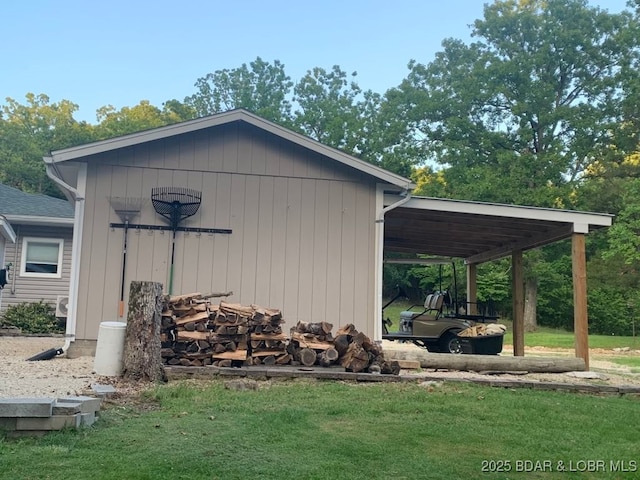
[399, 293, 445, 332]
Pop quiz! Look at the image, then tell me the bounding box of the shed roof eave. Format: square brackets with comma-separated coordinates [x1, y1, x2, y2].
[47, 109, 415, 190]
[384, 194, 613, 228]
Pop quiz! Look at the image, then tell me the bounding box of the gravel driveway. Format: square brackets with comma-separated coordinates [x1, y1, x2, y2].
[0, 336, 99, 398]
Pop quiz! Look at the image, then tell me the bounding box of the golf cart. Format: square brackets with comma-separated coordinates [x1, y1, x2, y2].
[382, 258, 504, 354]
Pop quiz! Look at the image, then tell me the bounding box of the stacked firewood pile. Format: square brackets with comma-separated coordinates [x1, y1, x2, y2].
[288, 321, 340, 367]
[288, 321, 400, 374]
[160, 293, 210, 366]
[209, 302, 250, 366]
[160, 293, 399, 374]
[160, 293, 249, 367]
[247, 306, 290, 366]
[334, 324, 400, 374]
[160, 294, 286, 367]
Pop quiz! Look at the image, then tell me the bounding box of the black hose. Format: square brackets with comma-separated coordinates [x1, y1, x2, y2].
[26, 348, 64, 361]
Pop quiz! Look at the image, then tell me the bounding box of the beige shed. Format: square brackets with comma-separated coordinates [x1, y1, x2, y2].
[44, 109, 413, 356]
[44, 109, 612, 367]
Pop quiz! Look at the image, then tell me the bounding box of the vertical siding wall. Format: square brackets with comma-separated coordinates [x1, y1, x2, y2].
[76, 123, 377, 340]
[0, 225, 73, 315]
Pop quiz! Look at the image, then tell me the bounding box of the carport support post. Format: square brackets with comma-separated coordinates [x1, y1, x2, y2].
[572, 232, 589, 370]
[512, 250, 525, 356]
[466, 263, 477, 315]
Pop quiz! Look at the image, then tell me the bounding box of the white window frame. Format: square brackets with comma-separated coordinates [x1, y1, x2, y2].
[20, 237, 64, 279]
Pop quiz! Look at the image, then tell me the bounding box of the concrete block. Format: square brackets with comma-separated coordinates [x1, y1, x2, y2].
[52, 402, 82, 415]
[56, 396, 102, 413]
[16, 414, 81, 431]
[91, 384, 116, 397]
[66, 339, 97, 358]
[0, 398, 55, 418]
[81, 412, 96, 427]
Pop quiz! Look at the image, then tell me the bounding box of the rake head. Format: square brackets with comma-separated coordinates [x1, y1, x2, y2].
[151, 187, 202, 229]
[108, 197, 147, 222]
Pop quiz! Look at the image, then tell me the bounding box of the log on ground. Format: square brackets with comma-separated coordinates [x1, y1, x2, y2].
[384, 351, 586, 373]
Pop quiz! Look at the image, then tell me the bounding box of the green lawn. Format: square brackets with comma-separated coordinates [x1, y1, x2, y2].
[1, 380, 639, 479]
[383, 300, 640, 350]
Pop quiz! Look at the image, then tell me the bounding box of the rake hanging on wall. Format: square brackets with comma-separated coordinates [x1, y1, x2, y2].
[109, 189, 232, 297]
[151, 187, 202, 295]
[108, 196, 148, 317]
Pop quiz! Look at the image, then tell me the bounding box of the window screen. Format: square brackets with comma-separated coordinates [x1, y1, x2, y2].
[24, 240, 62, 275]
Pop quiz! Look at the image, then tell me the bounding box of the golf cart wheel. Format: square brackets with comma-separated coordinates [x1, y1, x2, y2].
[439, 332, 463, 354]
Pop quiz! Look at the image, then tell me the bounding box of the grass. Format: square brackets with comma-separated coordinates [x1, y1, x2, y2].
[383, 299, 640, 350]
[1, 379, 639, 480]
[609, 356, 640, 373]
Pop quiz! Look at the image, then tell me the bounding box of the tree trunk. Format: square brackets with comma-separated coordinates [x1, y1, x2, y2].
[122, 281, 167, 382]
[524, 277, 538, 333]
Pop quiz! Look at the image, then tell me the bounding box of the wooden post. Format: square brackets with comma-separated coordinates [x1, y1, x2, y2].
[122, 281, 167, 382]
[572, 233, 589, 370]
[512, 250, 525, 357]
[466, 263, 478, 315]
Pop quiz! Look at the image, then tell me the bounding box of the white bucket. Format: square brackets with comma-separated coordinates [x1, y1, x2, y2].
[93, 321, 127, 376]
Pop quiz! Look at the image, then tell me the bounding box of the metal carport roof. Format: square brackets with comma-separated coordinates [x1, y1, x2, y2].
[383, 195, 613, 264]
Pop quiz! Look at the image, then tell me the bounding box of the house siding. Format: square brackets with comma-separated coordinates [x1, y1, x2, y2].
[1, 225, 73, 315]
[0, 236, 5, 308]
[76, 122, 377, 340]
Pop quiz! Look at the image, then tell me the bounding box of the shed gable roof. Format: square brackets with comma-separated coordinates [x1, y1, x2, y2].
[0, 183, 74, 222]
[46, 109, 415, 189]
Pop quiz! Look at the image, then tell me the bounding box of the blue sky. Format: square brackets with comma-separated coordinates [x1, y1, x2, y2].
[1, 0, 631, 123]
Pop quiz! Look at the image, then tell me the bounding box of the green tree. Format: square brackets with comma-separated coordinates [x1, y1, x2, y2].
[293, 66, 364, 154]
[386, 0, 638, 206]
[185, 57, 293, 124]
[0, 93, 95, 196]
[94, 100, 189, 140]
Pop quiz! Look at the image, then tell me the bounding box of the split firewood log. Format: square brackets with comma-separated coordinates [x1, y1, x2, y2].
[174, 311, 209, 327]
[317, 347, 339, 367]
[297, 348, 317, 367]
[340, 343, 369, 373]
[333, 334, 350, 356]
[336, 324, 357, 336]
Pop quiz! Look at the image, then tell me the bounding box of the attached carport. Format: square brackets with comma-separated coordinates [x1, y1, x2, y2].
[381, 193, 614, 369]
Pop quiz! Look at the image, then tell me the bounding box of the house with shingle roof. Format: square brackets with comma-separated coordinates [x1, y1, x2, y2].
[0, 183, 74, 316]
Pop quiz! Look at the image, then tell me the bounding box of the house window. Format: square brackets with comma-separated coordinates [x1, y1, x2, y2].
[20, 237, 64, 278]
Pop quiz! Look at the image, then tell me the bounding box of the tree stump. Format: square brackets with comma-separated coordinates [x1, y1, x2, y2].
[122, 281, 167, 382]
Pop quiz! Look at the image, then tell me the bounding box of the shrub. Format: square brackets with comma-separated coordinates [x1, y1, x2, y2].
[588, 287, 631, 336]
[1, 301, 63, 334]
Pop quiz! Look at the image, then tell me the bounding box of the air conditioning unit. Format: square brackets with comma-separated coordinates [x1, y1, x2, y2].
[55, 295, 69, 318]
